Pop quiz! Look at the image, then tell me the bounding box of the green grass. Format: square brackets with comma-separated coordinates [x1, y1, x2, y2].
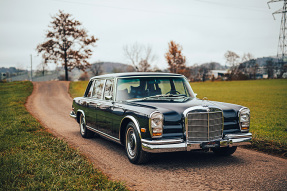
[190, 79, 287, 157]
[69, 81, 89, 98]
[0, 81, 127, 190]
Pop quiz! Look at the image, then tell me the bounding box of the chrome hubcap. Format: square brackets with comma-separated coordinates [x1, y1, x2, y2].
[80, 116, 85, 135]
[126, 128, 137, 158]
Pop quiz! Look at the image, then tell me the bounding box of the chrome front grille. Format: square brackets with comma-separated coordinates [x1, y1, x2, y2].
[186, 110, 223, 142]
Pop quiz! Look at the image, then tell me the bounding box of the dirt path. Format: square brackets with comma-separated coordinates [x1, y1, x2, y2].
[26, 81, 287, 191]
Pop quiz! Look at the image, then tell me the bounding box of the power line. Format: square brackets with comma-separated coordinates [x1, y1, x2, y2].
[48, 0, 269, 21]
[193, 0, 268, 12]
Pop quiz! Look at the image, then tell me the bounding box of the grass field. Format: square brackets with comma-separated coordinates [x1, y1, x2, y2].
[190, 79, 287, 157]
[0, 81, 127, 190]
[70, 79, 287, 157]
[69, 80, 89, 98]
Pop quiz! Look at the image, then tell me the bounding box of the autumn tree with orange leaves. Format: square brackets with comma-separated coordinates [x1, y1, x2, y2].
[165, 41, 189, 76]
[37, 10, 98, 81]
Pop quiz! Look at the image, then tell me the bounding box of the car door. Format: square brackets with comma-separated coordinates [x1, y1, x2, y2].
[99, 79, 117, 137]
[91, 79, 106, 131]
[84, 80, 97, 128]
[82, 80, 94, 126]
[83, 79, 103, 129]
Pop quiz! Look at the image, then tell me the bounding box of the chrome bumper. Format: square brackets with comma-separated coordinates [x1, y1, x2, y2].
[142, 132, 252, 153]
[70, 111, 77, 119]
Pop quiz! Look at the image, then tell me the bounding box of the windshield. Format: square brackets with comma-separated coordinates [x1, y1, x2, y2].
[116, 77, 194, 101]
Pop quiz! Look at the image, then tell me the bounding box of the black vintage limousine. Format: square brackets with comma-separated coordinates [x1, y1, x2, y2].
[70, 72, 252, 164]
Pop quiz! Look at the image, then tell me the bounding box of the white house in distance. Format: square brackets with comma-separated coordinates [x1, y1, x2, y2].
[211, 70, 228, 78]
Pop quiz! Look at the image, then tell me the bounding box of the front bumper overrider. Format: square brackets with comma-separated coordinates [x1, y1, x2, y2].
[70, 110, 77, 119]
[141, 132, 252, 153]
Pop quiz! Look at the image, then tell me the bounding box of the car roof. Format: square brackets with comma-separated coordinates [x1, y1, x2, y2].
[90, 72, 184, 79]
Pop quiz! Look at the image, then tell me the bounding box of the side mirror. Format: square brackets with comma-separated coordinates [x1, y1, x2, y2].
[194, 93, 197, 97]
[105, 95, 112, 100]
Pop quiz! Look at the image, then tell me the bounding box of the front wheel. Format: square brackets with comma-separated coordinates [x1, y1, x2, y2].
[212, 146, 237, 156]
[125, 122, 150, 164]
[79, 113, 94, 138]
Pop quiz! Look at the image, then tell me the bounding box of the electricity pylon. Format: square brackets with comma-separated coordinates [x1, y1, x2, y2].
[268, 0, 287, 59]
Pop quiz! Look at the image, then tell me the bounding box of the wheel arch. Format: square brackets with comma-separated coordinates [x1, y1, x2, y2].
[119, 115, 141, 145]
[76, 109, 85, 123]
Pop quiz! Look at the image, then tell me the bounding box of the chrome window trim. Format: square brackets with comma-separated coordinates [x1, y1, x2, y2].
[113, 77, 118, 102]
[85, 80, 95, 98]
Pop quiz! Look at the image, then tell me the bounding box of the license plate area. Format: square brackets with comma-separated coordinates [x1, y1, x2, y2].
[201, 141, 220, 149]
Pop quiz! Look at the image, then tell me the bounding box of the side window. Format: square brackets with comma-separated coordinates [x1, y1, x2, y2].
[104, 79, 114, 100]
[93, 79, 105, 99]
[86, 80, 94, 97]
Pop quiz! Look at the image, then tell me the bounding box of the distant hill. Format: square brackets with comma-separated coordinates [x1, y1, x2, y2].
[199, 62, 227, 70]
[90, 62, 135, 73]
[241, 56, 281, 68]
[0, 67, 27, 74]
[55, 62, 135, 81]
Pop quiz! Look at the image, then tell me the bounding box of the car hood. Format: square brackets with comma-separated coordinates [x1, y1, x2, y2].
[126, 98, 243, 127]
[130, 98, 242, 116]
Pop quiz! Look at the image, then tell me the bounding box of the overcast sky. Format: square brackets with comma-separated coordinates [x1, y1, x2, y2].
[0, 0, 282, 70]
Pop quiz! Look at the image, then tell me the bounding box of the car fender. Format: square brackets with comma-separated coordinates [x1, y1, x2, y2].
[120, 115, 141, 140]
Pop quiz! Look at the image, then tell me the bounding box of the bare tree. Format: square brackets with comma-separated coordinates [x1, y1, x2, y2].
[36, 60, 48, 76]
[37, 10, 98, 81]
[123, 42, 155, 72]
[224, 51, 240, 67]
[224, 50, 241, 80]
[165, 41, 187, 74]
[241, 53, 254, 63]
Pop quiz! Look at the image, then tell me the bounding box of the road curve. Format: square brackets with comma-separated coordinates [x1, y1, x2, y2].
[26, 81, 287, 191]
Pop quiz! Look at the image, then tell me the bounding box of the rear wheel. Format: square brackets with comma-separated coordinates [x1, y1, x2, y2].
[125, 122, 150, 164]
[212, 146, 237, 156]
[79, 113, 94, 138]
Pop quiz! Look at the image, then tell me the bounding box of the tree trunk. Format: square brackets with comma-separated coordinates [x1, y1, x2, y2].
[64, 50, 68, 81]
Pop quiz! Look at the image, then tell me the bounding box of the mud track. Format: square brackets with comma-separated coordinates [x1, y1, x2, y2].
[26, 81, 287, 191]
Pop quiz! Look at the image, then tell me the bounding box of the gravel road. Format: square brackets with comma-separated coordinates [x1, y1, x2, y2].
[26, 81, 287, 191]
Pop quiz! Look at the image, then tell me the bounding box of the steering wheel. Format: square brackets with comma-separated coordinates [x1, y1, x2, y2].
[165, 90, 181, 95]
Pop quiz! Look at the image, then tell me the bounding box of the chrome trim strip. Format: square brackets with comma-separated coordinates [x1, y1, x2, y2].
[116, 75, 184, 79]
[86, 125, 121, 144]
[77, 109, 85, 118]
[208, 110, 210, 140]
[141, 138, 183, 145]
[183, 106, 207, 117]
[225, 132, 252, 139]
[142, 142, 187, 153]
[142, 132, 252, 153]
